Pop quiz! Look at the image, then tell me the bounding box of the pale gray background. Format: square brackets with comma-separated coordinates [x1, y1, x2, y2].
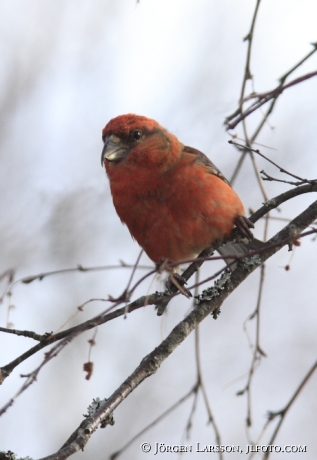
[0, 1, 317, 459]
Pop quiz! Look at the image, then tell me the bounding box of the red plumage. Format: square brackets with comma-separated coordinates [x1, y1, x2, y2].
[101, 114, 252, 264]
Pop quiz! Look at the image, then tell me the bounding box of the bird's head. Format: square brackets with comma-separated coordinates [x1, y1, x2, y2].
[101, 114, 182, 173]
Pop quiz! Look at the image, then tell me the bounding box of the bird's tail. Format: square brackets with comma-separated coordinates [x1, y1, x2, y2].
[217, 238, 264, 270]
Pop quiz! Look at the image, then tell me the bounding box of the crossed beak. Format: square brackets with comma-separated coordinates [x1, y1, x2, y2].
[101, 135, 127, 166]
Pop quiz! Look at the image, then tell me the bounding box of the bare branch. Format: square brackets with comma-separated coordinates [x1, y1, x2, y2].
[229, 141, 317, 185]
[36, 199, 317, 459]
[262, 360, 317, 459]
[228, 43, 317, 183]
[110, 385, 197, 460]
[1, 182, 317, 385]
[227, 71, 317, 130]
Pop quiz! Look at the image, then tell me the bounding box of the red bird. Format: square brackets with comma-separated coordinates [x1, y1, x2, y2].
[101, 114, 254, 266]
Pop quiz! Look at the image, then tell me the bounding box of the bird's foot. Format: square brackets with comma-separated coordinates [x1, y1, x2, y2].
[235, 215, 254, 240]
[167, 273, 192, 299]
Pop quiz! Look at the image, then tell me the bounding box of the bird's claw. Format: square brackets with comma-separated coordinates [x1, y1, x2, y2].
[156, 273, 191, 317]
[235, 215, 254, 240]
[167, 273, 192, 299]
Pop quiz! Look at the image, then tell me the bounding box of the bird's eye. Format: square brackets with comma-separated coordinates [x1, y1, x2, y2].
[131, 130, 142, 140]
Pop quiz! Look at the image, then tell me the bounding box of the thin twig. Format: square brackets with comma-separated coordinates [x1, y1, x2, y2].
[1, 183, 317, 383]
[110, 385, 198, 460]
[247, 360, 317, 460]
[229, 0, 262, 183]
[0, 338, 72, 416]
[194, 312, 223, 456]
[15, 262, 151, 286]
[227, 71, 317, 130]
[239, 0, 262, 105]
[229, 140, 317, 185]
[228, 43, 317, 183]
[263, 360, 317, 459]
[242, 213, 269, 430]
[36, 199, 317, 460]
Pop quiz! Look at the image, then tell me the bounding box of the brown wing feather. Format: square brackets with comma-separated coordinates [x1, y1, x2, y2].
[183, 145, 231, 187]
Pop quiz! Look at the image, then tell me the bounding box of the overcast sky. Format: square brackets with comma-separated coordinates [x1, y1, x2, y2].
[0, 1, 317, 459]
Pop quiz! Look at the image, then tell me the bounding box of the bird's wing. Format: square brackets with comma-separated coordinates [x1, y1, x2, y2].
[183, 145, 231, 187]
